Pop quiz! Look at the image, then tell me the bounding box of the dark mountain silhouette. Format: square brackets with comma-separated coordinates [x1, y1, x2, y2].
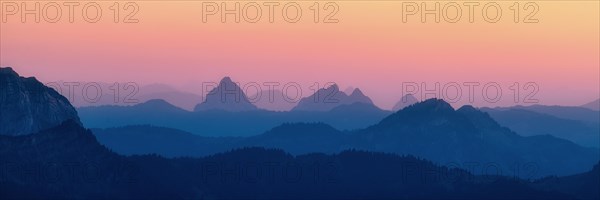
[193, 77, 258, 112]
[93, 125, 240, 157]
[78, 101, 391, 137]
[238, 123, 353, 155]
[533, 162, 600, 200]
[292, 85, 375, 111]
[581, 98, 600, 111]
[0, 120, 137, 199]
[0, 122, 575, 199]
[481, 107, 600, 148]
[392, 94, 419, 111]
[0, 67, 81, 136]
[358, 99, 599, 177]
[93, 99, 599, 178]
[0, 67, 595, 198]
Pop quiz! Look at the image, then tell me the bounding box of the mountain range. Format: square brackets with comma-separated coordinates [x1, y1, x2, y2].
[3, 122, 585, 199]
[292, 84, 374, 111]
[78, 99, 391, 137]
[481, 107, 599, 148]
[2, 66, 599, 199]
[75, 77, 600, 148]
[93, 98, 600, 178]
[45, 81, 202, 111]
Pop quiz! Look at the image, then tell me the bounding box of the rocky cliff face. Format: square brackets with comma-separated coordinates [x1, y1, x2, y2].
[0, 67, 81, 136]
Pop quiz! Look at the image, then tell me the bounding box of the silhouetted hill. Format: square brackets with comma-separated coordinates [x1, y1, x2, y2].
[0, 123, 574, 199]
[358, 99, 599, 177]
[193, 77, 258, 112]
[93, 125, 240, 157]
[78, 99, 190, 129]
[93, 99, 598, 178]
[292, 85, 375, 111]
[0, 67, 81, 136]
[533, 162, 600, 200]
[0, 120, 138, 199]
[93, 122, 350, 157]
[481, 107, 600, 147]
[136, 84, 202, 111]
[239, 123, 352, 155]
[78, 101, 390, 137]
[1, 67, 593, 199]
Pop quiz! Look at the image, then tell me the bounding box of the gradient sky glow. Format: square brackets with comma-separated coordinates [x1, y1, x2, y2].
[1, 1, 599, 109]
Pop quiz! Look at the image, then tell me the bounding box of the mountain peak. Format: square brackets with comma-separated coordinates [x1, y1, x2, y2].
[350, 88, 364, 96]
[0, 67, 81, 136]
[348, 88, 374, 104]
[220, 76, 234, 84]
[457, 105, 478, 112]
[194, 76, 258, 112]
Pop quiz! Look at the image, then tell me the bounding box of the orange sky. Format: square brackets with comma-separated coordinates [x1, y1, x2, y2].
[1, 1, 598, 109]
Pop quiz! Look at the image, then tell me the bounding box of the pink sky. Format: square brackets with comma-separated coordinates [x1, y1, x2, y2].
[1, 1, 598, 109]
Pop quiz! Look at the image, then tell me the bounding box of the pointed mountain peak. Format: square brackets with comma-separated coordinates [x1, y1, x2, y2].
[220, 76, 234, 84]
[348, 88, 374, 104]
[215, 76, 244, 91]
[350, 88, 365, 97]
[194, 76, 257, 112]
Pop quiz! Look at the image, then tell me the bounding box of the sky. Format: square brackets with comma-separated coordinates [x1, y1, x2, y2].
[1, 0, 599, 109]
